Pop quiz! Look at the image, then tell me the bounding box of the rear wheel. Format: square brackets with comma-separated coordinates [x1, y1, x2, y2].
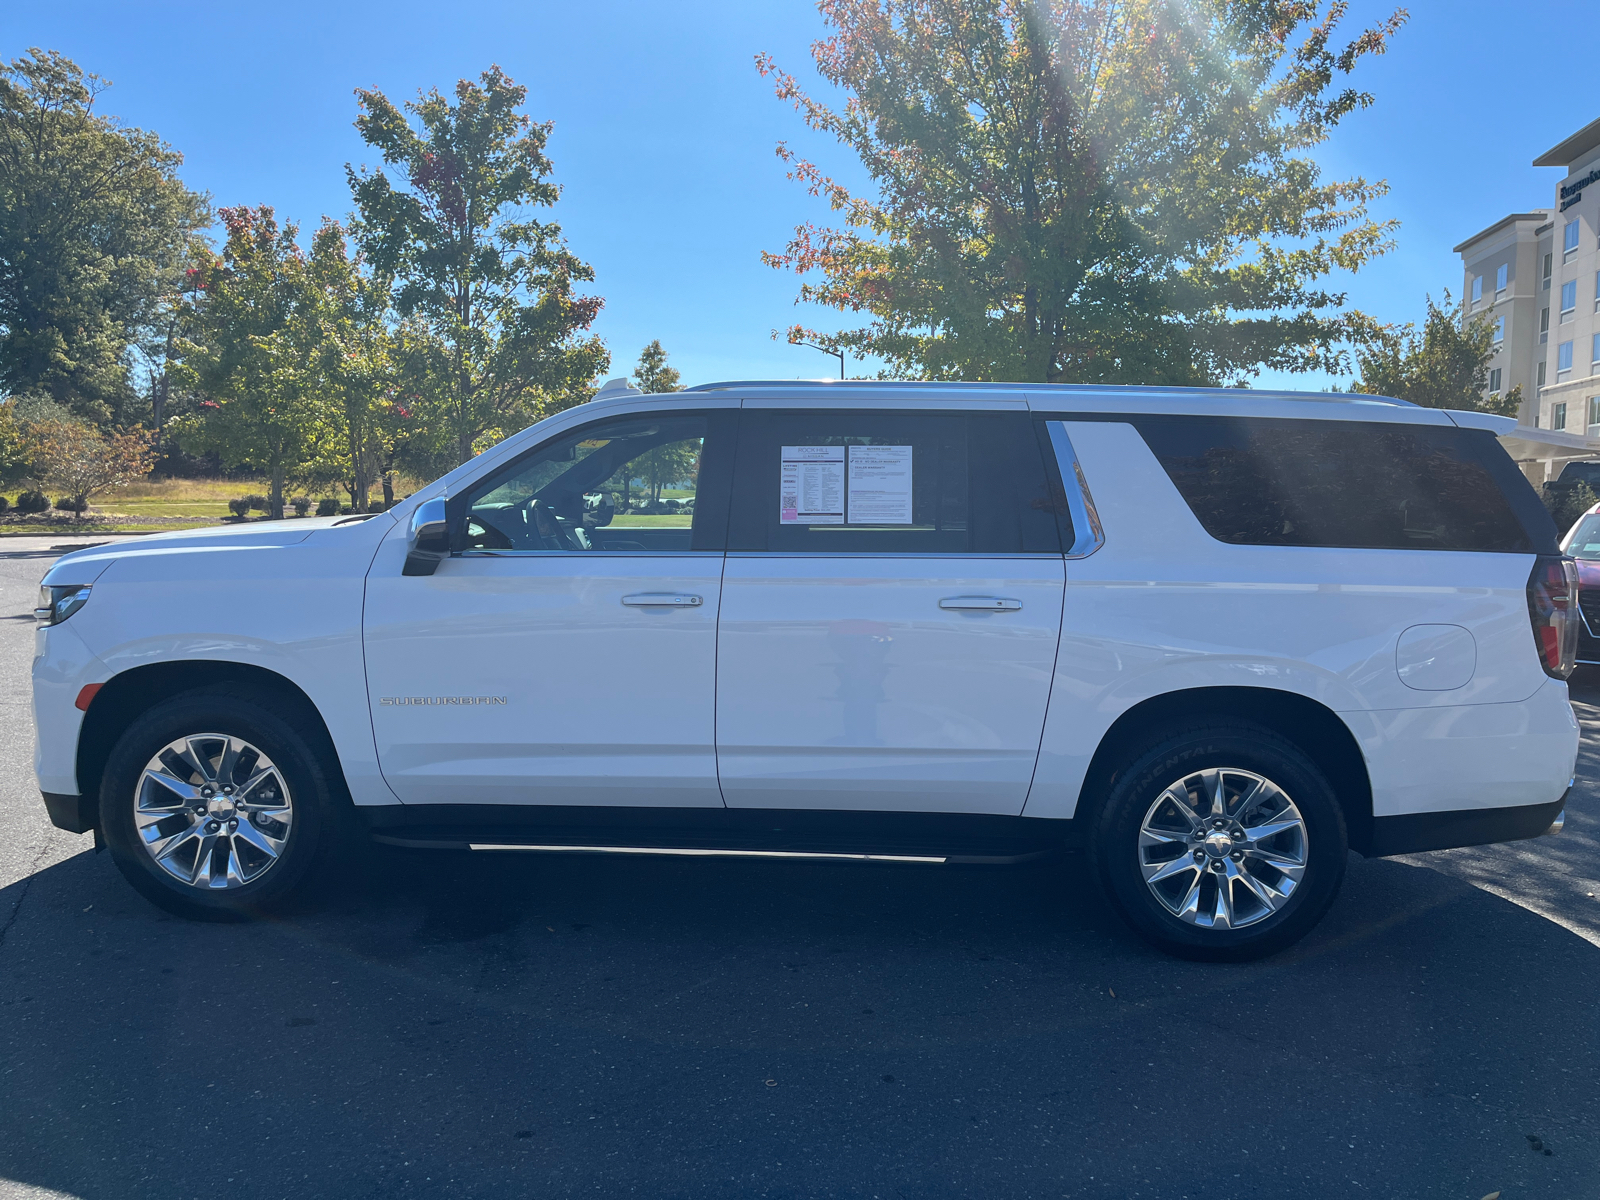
[99, 686, 348, 920]
[1091, 722, 1348, 961]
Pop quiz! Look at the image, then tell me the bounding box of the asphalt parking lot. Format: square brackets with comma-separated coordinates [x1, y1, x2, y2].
[1, 537, 1597, 1200]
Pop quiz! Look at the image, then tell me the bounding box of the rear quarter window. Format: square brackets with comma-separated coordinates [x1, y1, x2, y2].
[1125, 415, 1555, 554]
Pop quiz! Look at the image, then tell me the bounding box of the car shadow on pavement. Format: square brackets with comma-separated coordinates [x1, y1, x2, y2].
[1, 833, 1597, 1199]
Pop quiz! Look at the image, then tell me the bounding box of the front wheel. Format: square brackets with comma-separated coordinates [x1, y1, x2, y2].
[1091, 722, 1348, 962]
[99, 686, 349, 921]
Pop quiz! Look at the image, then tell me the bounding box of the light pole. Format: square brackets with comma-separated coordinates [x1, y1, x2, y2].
[797, 340, 846, 380]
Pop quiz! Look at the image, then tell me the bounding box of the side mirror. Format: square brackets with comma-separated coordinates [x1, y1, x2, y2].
[402, 497, 450, 577]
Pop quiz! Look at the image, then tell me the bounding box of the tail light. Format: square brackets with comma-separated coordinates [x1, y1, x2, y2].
[1527, 555, 1579, 679]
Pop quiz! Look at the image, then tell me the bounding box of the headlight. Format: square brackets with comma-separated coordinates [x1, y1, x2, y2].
[35, 584, 91, 626]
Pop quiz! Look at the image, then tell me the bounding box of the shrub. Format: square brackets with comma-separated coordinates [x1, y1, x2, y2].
[243, 493, 268, 512]
[0, 495, 11, 514]
[290, 495, 311, 517]
[54, 496, 86, 513]
[227, 497, 251, 518]
[1543, 480, 1599, 535]
[16, 491, 49, 514]
[315, 498, 340, 517]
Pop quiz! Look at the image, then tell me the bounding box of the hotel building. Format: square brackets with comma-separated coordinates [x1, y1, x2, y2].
[1456, 117, 1600, 482]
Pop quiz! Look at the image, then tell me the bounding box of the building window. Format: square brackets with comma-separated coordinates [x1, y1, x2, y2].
[1566, 220, 1581, 257]
[1544, 252, 1554, 288]
[1555, 402, 1568, 430]
[1496, 263, 1508, 293]
[1471, 275, 1483, 303]
[1593, 332, 1600, 364]
[1541, 306, 1551, 343]
[1493, 315, 1505, 343]
[1595, 270, 1600, 311]
[1489, 367, 1502, 392]
[1590, 396, 1600, 431]
[1560, 340, 1574, 373]
[1562, 280, 1577, 318]
[1539, 360, 1548, 387]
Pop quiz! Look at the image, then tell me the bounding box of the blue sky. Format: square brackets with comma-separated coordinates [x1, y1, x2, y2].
[3, 0, 1594, 390]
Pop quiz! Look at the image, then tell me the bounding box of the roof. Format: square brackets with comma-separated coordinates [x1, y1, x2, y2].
[1451, 212, 1551, 254]
[683, 379, 1416, 406]
[1533, 116, 1600, 167]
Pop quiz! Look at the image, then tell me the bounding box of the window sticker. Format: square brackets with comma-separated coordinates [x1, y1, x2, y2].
[780, 445, 845, 524]
[847, 444, 913, 525]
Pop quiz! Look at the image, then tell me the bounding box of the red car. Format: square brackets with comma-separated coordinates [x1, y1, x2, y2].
[1562, 503, 1600, 666]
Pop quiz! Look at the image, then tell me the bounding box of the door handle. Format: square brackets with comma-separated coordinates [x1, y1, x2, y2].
[939, 596, 1022, 611]
[621, 593, 704, 607]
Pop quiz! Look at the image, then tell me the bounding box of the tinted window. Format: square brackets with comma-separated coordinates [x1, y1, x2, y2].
[459, 411, 733, 552]
[1566, 513, 1600, 559]
[1127, 415, 1549, 553]
[727, 411, 1059, 554]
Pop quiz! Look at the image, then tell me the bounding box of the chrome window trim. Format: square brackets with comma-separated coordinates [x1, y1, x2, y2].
[458, 548, 718, 559]
[722, 552, 1064, 561]
[1044, 421, 1105, 559]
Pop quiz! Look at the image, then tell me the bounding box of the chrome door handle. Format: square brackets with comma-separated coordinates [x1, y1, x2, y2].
[939, 596, 1022, 611]
[621, 593, 703, 607]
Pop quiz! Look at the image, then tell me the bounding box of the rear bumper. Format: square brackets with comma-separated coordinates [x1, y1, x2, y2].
[1366, 792, 1567, 857]
[42, 791, 95, 834]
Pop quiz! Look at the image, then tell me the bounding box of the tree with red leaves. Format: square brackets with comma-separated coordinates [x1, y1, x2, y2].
[759, 0, 1406, 385]
[348, 66, 609, 465]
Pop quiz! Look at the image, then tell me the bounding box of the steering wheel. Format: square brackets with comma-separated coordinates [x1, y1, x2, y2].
[528, 499, 579, 550]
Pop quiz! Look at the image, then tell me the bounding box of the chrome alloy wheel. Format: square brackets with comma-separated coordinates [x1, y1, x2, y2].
[1137, 768, 1308, 930]
[133, 734, 294, 889]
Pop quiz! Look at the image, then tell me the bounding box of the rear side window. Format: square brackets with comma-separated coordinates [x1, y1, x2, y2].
[1128, 415, 1552, 553]
[727, 410, 1060, 553]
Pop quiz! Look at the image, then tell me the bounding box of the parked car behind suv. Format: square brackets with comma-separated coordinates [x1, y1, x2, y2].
[1560, 500, 1600, 667]
[32, 382, 1579, 960]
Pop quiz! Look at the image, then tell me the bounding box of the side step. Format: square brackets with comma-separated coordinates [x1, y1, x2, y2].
[372, 832, 1052, 866]
[364, 806, 1074, 866]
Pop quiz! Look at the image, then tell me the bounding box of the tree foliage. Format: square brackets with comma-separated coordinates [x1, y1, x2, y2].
[27, 418, 156, 518]
[632, 339, 682, 394]
[171, 207, 323, 518]
[758, 0, 1405, 384]
[0, 49, 209, 423]
[348, 66, 609, 465]
[1353, 290, 1519, 417]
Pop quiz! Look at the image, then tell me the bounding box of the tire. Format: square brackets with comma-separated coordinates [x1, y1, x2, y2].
[99, 684, 350, 921]
[1089, 721, 1348, 962]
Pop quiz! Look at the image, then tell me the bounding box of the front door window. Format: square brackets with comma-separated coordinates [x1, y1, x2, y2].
[463, 414, 717, 553]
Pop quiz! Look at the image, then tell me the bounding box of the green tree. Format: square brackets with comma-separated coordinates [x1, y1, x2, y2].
[172, 207, 321, 519]
[758, 0, 1404, 384]
[302, 220, 396, 511]
[1546, 480, 1598, 535]
[0, 49, 209, 423]
[632, 339, 682, 393]
[1353, 290, 1519, 417]
[348, 66, 609, 465]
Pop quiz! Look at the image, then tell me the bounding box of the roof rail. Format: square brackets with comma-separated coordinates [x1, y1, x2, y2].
[682, 379, 1415, 406]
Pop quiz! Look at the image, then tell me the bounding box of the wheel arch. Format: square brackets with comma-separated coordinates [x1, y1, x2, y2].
[77, 660, 350, 821]
[1076, 686, 1374, 854]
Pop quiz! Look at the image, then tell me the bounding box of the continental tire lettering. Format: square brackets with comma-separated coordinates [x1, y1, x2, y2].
[379, 696, 509, 706]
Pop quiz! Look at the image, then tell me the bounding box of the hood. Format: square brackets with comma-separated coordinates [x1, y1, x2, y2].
[40, 514, 393, 587]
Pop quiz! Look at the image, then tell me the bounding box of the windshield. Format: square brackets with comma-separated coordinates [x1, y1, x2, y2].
[1565, 513, 1600, 559]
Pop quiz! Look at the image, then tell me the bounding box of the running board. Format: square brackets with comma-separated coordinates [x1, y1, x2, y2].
[364, 806, 1074, 866]
[467, 843, 952, 863]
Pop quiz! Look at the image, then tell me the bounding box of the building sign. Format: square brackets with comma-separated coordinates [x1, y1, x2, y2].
[1560, 166, 1600, 212]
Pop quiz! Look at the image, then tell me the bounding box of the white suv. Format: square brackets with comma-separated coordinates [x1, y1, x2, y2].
[31, 382, 1580, 960]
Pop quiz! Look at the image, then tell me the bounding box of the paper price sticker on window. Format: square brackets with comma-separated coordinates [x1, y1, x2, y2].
[780, 446, 845, 524]
[847, 445, 913, 524]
